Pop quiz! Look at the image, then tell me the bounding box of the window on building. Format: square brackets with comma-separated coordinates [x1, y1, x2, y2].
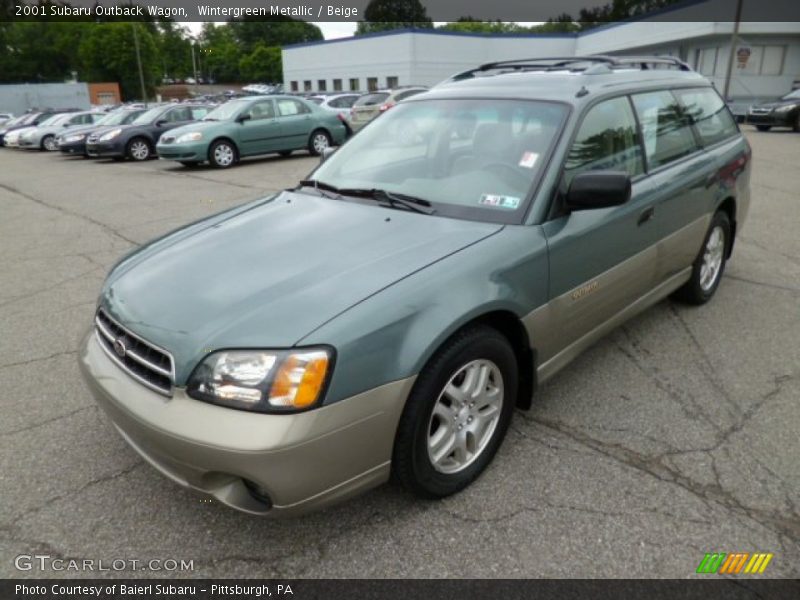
[386, 76, 399, 88]
[736, 45, 786, 75]
[674, 88, 738, 147]
[303, 80, 312, 92]
[97, 92, 116, 105]
[632, 91, 700, 169]
[349, 78, 359, 91]
[695, 47, 719, 76]
[564, 97, 644, 185]
[367, 77, 378, 92]
[290, 81, 298, 92]
[333, 79, 342, 91]
[318, 79, 327, 92]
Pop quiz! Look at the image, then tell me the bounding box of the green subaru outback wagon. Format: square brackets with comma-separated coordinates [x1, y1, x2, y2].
[80, 56, 751, 516]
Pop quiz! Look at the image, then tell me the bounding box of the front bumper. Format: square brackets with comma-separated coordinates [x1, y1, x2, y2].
[59, 139, 88, 155]
[156, 140, 207, 162]
[18, 137, 39, 149]
[79, 332, 413, 516]
[86, 140, 124, 157]
[747, 112, 793, 127]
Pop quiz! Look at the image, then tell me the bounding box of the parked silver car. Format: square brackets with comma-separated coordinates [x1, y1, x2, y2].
[18, 111, 104, 151]
[349, 87, 427, 132]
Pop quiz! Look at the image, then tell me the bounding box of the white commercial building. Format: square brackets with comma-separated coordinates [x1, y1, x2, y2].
[283, 0, 800, 107]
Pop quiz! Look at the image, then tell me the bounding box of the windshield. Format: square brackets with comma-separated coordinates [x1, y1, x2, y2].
[101, 110, 143, 126]
[203, 100, 248, 121]
[131, 106, 165, 125]
[311, 99, 567, 222]
[782, 89, 800, 100]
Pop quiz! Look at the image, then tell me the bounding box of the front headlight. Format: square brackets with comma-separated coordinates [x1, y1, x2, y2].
[186, 348, 333, 412]
[774, 104, 795, 113]
[64, 133, 86, 143]
[175, 131, 203, 143]
[98, 128, 122, 141]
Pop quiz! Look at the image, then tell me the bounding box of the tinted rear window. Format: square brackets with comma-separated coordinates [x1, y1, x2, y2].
[674, 88, 738, 147]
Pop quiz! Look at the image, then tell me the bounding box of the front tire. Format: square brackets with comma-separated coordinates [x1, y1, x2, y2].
[126, 138, 151, 161]
[393, 325, 518, 498]
[308, 129, 331, 156]
[41, 135, 57, 152]
[208, 139, 236, 168]
[672, 210, 731, 305]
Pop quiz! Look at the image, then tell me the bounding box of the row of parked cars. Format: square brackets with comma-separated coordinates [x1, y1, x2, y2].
[0, 86, 430, 169]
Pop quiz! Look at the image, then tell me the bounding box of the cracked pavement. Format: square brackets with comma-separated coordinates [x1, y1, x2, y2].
[0, 131, 798, 578]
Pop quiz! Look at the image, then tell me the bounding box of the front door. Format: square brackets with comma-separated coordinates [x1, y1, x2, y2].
[538, 96, 661, 368]
[238, 99, 280, 156]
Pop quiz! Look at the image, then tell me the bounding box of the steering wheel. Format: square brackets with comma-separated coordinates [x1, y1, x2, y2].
[480, 162, 530, 187]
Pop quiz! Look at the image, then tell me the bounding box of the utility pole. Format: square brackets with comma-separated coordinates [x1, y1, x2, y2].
[191, 41, 198, 85]
[132, 23, 147, 105]
[722, 0, 744, 102]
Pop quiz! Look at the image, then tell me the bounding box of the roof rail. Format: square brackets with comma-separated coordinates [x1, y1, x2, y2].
[448, 55, 692, 81]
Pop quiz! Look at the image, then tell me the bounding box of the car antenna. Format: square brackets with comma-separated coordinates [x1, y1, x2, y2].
[576, 86, 590, 98]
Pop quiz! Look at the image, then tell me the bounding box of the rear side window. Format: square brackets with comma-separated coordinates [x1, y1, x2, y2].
[631, 91, 699, 169]
[564, 96, 644, 184]
[355, 93, 389, 107]
[276, 99, 310, 116]
[674, 88, 738, 146]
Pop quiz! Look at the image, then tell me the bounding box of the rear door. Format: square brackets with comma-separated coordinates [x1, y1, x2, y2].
[238, 99, 280, 156]
[539, 96, 660, 364]
[275, 98, 314, 149]
[630, 90, 711, 283]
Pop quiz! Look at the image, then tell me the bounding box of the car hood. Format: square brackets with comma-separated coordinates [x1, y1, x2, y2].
[57, 123, 100, 138]
[753, 99, 798, 109]
[101, 191, 503, 383]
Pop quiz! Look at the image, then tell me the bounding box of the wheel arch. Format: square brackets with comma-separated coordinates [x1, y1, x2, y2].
[717, 196, 737, 258]
[209, 136, 239, 159]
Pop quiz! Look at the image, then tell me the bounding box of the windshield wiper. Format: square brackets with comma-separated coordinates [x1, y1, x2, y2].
[337, 187, 436, 215]
[298, 179, 343, 200]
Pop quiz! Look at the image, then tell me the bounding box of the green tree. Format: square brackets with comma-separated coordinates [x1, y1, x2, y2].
[78, 23, 161, 100]
[356, 0, 433, 35]
[229, 18, 322, 54]
[439, 20, 531, 35]
[199, 23, 242, 83]
[157, 21, 193, 81]
[238, 44, 282, 83]
[1, 21, 91, 83]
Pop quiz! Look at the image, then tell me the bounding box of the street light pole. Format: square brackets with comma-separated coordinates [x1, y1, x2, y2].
[132, 23, 147, 105]
[722, 0, 744, 102]
[191, 41, 198, 86]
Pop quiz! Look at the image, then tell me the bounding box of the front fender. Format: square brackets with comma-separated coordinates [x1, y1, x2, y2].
[299, 225, 549, 405]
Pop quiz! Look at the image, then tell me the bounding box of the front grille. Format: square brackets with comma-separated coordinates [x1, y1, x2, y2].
[94, 309, 174, 396]
[87, 134, 99, 143]
[749, 108, 771, 115]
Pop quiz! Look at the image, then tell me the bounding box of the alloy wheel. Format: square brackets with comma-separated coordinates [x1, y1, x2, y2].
[213, 143, 234, 167]
[312, 133, 330, 154]
[699, 225, 725, 292]
[427, 359, 504, 474]
[129, 140, 150, 161]
[43, 136, 57, 152]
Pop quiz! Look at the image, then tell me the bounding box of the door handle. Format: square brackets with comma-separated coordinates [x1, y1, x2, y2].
[637, 206, 655, 226]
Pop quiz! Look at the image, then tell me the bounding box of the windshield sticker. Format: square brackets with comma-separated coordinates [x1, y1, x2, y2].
[518, 151, 539, 169]
[479, 194, 520, 210]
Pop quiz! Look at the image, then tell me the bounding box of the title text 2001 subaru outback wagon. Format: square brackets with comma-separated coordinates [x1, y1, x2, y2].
[80, 56, 751, 516]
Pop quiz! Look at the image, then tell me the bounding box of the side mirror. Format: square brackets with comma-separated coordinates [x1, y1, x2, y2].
[320, 146, 336, 163]
[565, 171, 631, 211]
[236, 113, 251, 123]
[155, 119, 167, 127]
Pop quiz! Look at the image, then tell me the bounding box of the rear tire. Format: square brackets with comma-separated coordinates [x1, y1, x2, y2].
[755, 125, 771, 132]
[393, 325, 518, 499]
[672, 210, 731, 305]
[308, 129, 331, 156]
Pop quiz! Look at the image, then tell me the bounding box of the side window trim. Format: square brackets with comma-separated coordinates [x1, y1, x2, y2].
[626, 94, 650, 175]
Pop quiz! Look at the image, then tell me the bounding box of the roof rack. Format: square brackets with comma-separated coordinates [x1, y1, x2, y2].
[449, 55, 692, 81]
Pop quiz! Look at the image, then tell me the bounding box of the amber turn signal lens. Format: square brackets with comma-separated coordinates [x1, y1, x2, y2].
[268, 351, 330, 408]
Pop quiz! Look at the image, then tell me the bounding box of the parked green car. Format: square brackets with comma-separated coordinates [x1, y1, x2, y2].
[81, 56, 751, 516]
[156, 95, 347, 168]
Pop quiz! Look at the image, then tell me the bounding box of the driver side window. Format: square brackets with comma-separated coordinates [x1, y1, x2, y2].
[564, 97, 644, 186]
[243, 100, 275, 120]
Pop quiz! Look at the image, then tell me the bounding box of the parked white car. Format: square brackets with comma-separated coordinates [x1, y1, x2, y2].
[0, 112, 13, 126]
[18, 111, 104, 151]
[309, 93, 361, 132]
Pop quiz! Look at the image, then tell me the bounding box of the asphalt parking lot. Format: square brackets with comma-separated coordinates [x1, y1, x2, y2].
[1, 131, 798, 579]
